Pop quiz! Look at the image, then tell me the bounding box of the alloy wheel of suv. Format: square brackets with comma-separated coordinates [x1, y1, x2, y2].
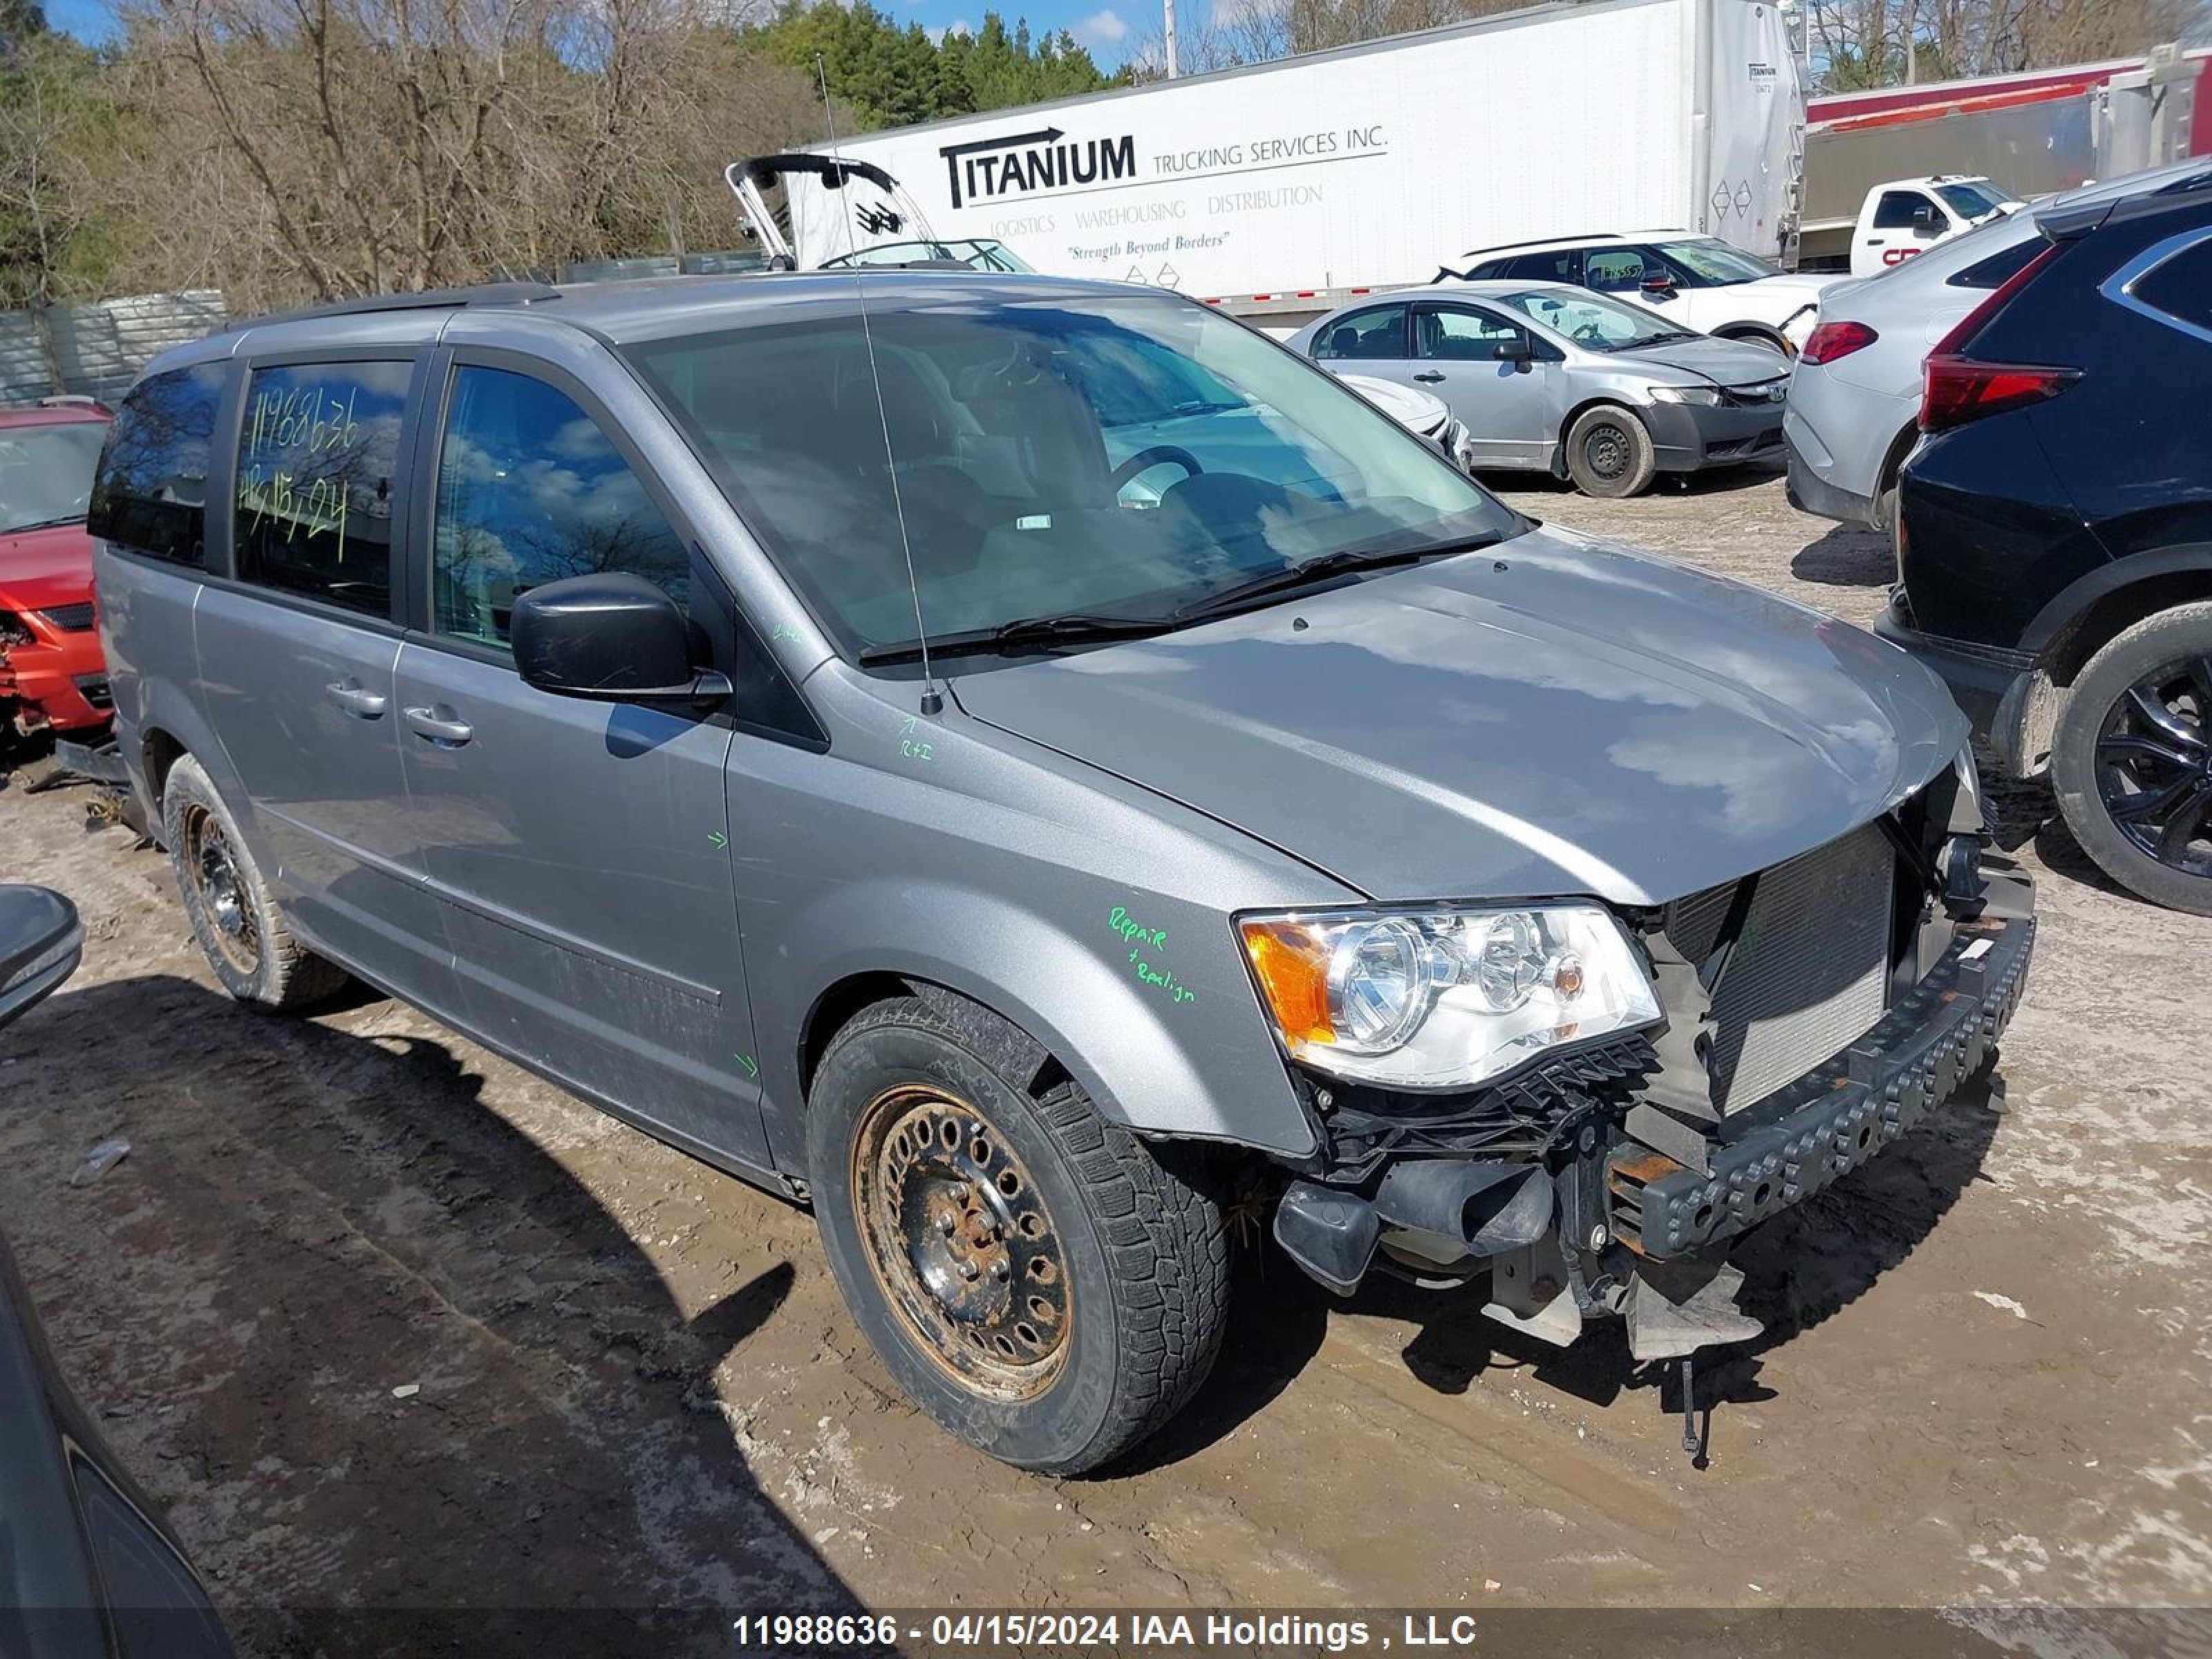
[2052, 604, 2212, 916]
[2095, 662, 2212, 874]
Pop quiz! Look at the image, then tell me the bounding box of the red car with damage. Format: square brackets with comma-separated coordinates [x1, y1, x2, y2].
[0, 400, 113, 747]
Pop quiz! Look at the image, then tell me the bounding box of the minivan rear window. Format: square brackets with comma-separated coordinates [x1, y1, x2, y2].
[234, 360, 410, 619]
[88, 363, 225, 566]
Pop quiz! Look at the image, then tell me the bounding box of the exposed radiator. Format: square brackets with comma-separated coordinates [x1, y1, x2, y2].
[1664, 824, 1897, 1114]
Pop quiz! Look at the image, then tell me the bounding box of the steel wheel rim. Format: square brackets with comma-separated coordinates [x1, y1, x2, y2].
[182, 804, 260, 973]
[852, 1085, 1071, 1401]
[2095, 653, 2212, 879]
[1584, 424, 1631, 481]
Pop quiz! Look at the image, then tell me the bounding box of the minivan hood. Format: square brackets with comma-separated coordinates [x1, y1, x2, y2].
[952, 525, 1966, 907]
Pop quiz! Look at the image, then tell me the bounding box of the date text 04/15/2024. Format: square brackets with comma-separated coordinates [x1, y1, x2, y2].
[731, 1613, 1513, 1650]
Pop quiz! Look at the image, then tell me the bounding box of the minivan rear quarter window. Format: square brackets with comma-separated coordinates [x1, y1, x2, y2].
[88, 363, 225, 566]
[234, 361, 409, 618]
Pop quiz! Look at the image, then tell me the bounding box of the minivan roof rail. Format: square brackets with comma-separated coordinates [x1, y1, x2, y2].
[236, 281, 565, 330]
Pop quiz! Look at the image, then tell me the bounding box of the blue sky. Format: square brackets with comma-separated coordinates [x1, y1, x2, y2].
[45, 0, 1152, 63]
[46, 0, 118, 41]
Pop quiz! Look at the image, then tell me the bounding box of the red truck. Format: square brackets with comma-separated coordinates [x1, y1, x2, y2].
[0, 400, 113, 751]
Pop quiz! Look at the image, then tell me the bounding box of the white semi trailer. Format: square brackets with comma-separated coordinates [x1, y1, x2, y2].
[766, 0, 1807, 322]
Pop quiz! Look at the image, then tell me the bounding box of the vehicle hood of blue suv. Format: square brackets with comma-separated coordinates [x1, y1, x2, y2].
[953, 524, 1968, 907]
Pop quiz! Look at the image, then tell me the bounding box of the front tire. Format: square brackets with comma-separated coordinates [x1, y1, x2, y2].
[162, 754, 350, 1009]
[2050, 603, 2212, 915]
[807, 994, 1229, 1474]
[1565, 404, 1658, 498]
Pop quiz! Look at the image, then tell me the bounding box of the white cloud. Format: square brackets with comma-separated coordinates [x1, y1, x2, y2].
[929, 17, 971, 37]
[1072, 7, 1129, 44]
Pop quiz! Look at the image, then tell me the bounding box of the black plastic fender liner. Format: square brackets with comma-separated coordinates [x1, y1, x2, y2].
[1272, 1182, 1380, 1297]
[1372, 1159, 1555, 1257]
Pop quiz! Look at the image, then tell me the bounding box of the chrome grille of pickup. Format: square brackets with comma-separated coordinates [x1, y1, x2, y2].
[1664, 824, 1896, 1114]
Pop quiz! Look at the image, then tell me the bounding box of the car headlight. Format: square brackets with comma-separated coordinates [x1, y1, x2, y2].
[1649, 384, 1721, 406]
[1237, 905, 1662, 1089]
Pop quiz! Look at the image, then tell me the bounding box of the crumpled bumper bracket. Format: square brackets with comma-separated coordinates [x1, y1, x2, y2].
[1609, 915, 2034, 1259]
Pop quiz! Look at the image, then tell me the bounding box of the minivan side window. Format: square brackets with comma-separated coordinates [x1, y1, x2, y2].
[430, 366, 691, 649]
[234, 361, 409, 618]
[88, 363, 225, 568]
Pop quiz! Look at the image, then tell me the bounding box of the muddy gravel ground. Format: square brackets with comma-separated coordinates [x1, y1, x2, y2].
[3, 465, 2209, 1656]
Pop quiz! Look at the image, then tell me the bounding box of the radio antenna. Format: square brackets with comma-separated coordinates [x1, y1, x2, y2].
[816, 53, 941, 717]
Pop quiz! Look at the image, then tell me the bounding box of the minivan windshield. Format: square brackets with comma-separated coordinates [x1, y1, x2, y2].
[624, 292, 1522, 662]
[1651, 238, 1780, 286]
[1492, 289, 1695, 350]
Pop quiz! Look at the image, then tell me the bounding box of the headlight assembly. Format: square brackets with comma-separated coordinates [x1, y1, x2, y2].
[1648, 384, 1721, 406]
[1237, 905, 1661, 1089]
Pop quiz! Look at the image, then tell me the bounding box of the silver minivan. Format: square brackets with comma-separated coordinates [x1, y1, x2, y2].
[91, 272, 2034, 1473]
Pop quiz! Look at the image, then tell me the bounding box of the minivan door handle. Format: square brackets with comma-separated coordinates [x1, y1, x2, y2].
[402, 705, 474, 747]
[1412, 371, 1445, 383]
[324, 679, 388, 720]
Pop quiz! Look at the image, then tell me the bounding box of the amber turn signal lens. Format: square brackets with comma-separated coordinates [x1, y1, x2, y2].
[1239, 919, 1335, 1047]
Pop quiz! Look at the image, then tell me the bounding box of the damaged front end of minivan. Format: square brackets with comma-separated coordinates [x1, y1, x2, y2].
[1260, 751, 2034, 1418]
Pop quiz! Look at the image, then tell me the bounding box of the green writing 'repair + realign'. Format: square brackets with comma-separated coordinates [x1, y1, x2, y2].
[1109, 906, 1194, 1004]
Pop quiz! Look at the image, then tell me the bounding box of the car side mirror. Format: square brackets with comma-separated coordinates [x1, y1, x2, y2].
[0, 885, 82, 1032]
[1640, 274, 1676, 297]
[1911, 205, 1941, 236]
[1498, 337, 1535, 373]
[512, 573, 728, 705]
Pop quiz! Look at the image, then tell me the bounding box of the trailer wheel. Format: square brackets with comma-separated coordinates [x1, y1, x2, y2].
[1566, 405, 1658, 498]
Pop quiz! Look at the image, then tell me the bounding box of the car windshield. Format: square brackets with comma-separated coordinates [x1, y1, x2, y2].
[1936, 180, 2017, 220]
[1492, 289, 1693, 351]
[622, 292, 1522, 663]
[1651, 238, 1780, 286]
[0, 420, 108, 534]
[821, 240, 1036, 274]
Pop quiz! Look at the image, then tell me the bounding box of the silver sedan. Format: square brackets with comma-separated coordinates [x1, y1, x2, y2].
[1286, 281, 1790, 498]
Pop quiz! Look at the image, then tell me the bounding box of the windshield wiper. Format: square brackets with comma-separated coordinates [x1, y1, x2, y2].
[1176, 534, 1502, 621]
[858, 611, 1177, 666]
[3, 515, 86, 535]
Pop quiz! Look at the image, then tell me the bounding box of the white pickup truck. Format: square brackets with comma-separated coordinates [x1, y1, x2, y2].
[1843, 174, 2023, 276]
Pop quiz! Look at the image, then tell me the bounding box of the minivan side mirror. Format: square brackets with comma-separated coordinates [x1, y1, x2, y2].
[0, 885, 83, 1032]
[511, 573, 729, 705]
[1498, 336, 1535, 373]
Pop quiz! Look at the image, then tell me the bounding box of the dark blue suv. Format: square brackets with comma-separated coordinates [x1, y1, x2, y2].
[1884, 174, 2212, 914]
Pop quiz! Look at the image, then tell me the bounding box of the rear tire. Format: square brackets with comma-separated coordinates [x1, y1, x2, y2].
[1565, 404, 1658, 498]
[162, 754, 351, 1009]
[807, 993, 1229, 1474]
[2050, 603, 2212, 915]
